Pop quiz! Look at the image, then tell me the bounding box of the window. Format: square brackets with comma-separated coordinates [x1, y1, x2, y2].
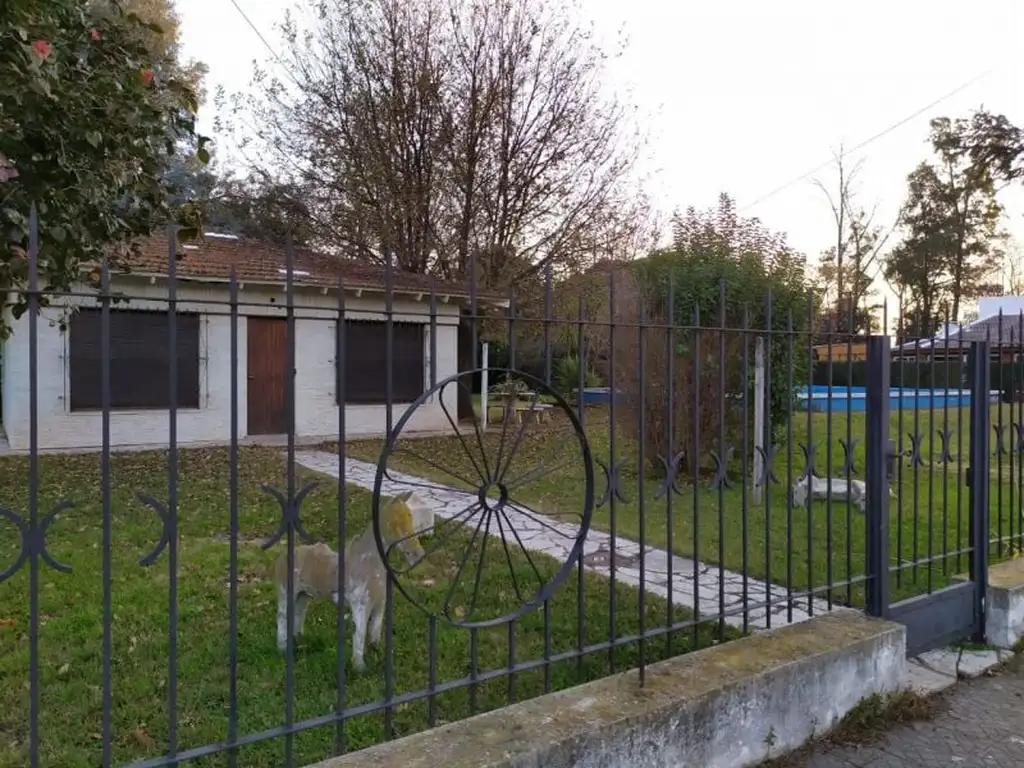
[337, 320, 425, 404]
[69, 308, 201, 411]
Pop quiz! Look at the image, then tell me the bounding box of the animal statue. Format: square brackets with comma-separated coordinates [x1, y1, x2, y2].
[791, 474, 895, 513]
[273, 490, 427, 671]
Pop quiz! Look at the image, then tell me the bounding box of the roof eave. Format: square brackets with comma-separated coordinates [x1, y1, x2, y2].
[102, 270, 510, 308]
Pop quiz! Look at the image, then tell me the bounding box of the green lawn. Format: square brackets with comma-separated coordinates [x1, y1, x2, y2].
[0, 447, 728, 767]
[340, 401, 1024, 610]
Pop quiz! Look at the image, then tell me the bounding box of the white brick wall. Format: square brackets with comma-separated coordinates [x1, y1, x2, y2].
[1, 278, 462, 451]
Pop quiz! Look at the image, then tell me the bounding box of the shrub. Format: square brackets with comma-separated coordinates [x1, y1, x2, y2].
[610, 195, 812, 476]
[553, 354, 602, 396]
[489, 377, 531, 397]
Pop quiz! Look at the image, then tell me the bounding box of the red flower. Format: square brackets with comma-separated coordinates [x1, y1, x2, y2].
[32, 40, 51, 58]
[90, 29, 101, 41]
[141, 69, 154, 84]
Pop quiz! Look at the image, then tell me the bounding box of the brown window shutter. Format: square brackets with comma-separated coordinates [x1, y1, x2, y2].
[337, 320, 424, 405]
[69, 309, 200, 411]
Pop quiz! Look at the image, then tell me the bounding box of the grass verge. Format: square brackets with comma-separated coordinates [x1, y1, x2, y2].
[337, 403, 1024, 610]
[0, 446, 731, 767]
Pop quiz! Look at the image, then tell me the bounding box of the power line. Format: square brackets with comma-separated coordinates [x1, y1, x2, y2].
[739, 68, 995, 213]
[225, 0, 301, 85]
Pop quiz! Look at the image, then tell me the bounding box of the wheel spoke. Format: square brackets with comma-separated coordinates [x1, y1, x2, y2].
[494, 511, 525, 605]
[387, 448, 477, 492]
[392, 501, 484, 576]
[441, 508, 491, 618]
[457, 378, 493, 482]
[503, 439, 581, 493]
[494, 390, 543, 484]
[497, 506, 546, 590]
[504, 500, 578, 539]
[491, 388, 520, 483]
[438, 381, 490, 485]
[465, 508, 494, 620]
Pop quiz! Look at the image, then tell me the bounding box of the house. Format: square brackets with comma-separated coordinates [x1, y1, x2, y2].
[0, 233, 500, 452]
[812, 341, 869, 362]
[894, 297, 1024, 362]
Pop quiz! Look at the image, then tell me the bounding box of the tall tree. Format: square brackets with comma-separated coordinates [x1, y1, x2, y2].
[122, 0, 213, 215]
[886, 231, 946, 340]
[814, 228, 881, 335]
[121, 0, 207, 96]
[1, 0, 209, 332]
[616, 193, 811, 468]
[961, 109, 1024, 186]
[996, 237, 1024, 295]
[812, 150, 892, 335]
[229, 0, 644, 282]
[813, 147, 855, 308]
[207, 174, 318, 246]
[886, 116, 1004, 333]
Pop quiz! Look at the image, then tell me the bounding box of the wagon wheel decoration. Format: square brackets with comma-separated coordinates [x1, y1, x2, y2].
[372, 368, 594, 629]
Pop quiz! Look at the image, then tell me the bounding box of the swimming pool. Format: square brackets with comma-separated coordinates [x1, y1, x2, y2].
[574, 387, 625, 405]
[796, 385, 999, 413]
[574, 385, 998, 412]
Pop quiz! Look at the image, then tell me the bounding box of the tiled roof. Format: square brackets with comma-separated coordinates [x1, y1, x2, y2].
[117, 233, 500, 301]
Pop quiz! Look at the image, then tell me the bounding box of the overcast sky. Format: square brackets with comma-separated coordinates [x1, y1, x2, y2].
[177, 0, 1024, 311]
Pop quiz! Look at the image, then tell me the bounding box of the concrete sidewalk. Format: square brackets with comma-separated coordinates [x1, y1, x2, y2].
[790, 653, 1024, 767]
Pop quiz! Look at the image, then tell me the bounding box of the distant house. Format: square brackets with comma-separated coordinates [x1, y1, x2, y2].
[0, 233, 500, 452]
[894, 296, 1024, 362]
[811, 341, 869, 363]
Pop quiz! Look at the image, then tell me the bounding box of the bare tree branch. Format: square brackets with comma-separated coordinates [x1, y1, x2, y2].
[222, 0, 645, 283]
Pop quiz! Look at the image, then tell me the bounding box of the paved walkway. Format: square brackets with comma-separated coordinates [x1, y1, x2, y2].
[790, 653, 1024, 767]
[294, 451, 829, 630]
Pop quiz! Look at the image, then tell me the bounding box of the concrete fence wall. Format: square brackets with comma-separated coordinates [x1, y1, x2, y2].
[311, 610, 907, 768]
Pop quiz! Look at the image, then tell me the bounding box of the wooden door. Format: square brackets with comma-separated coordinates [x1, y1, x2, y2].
[247, 317, 289, 435]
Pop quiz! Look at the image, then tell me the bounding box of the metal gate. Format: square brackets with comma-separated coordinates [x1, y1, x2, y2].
[864, 336, 990, 656]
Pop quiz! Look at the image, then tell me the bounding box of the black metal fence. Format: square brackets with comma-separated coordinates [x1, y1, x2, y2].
[0, 211, 1013, 766]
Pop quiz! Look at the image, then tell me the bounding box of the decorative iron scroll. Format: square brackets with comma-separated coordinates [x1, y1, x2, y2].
[260, 482, 320, 550]
[597, 457, 629, 506]
[0, 501, 74, 582]
[798, 440, 820, 479]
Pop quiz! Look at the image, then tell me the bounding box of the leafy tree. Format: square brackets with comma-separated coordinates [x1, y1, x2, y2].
[961, 109, 1024, 186]
[887, 232, 946, 340]
[163, 149, 221, 209]
[229, 0, 645, 281]
[612, 194, 812, 473]
[886, 116, 1004, 333]
[122, 0, 207, 96]
[193, 173, 318, 247]
[814, 205, 887, 335]
[1, 0, 209, 332]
